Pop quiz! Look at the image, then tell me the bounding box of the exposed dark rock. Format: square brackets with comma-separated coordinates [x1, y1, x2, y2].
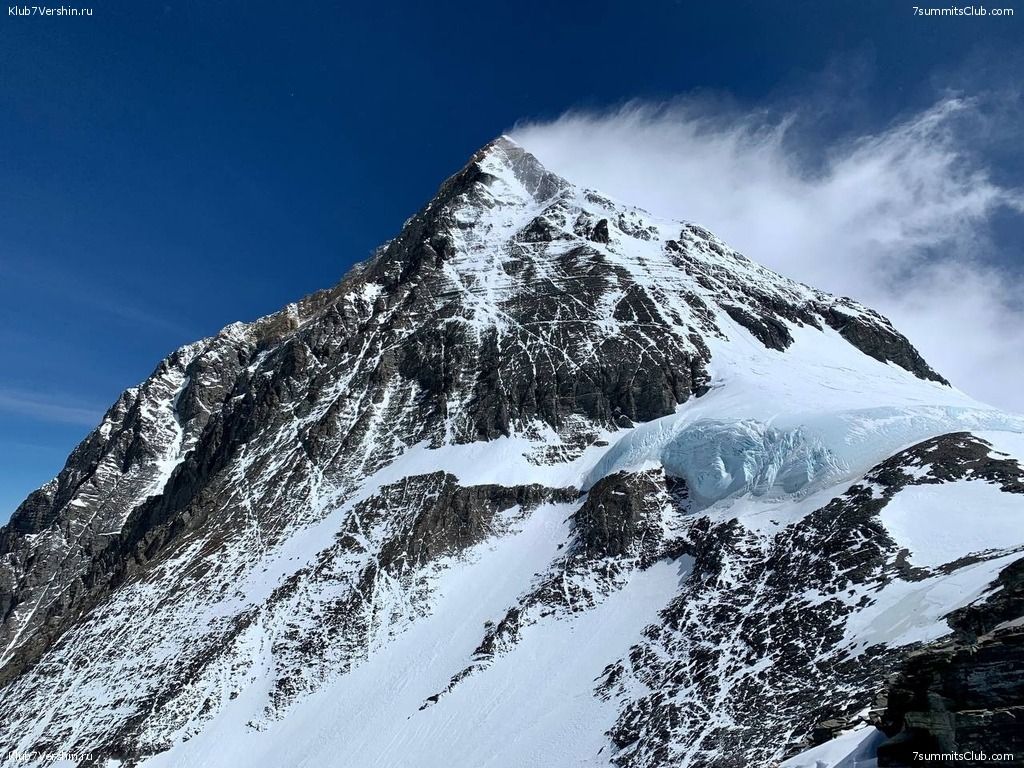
[591, 218, 611, 243]
[722, 303, 793, 351]
[572, 472, 666, 559]
[870, 432, 1024, 496]
[875, 626, 1024, 767]
[822, 306, 948, 384]
[874, 556, 1024, 766]
[373, 472, 576, 571]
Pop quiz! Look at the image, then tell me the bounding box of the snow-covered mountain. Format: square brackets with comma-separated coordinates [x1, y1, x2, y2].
[2, 137, 1022, 768]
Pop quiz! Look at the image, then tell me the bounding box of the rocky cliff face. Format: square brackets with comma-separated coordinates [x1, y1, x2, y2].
[0, 138, 1021, 768]
[873, 464, 1024, 768]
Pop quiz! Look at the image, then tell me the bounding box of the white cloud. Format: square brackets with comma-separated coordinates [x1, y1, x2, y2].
[511, 97, 1024, 412]
[0, 389, 103, 426]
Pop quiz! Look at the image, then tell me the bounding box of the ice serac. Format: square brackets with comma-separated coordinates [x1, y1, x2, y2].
[1, 136, 1023, 768]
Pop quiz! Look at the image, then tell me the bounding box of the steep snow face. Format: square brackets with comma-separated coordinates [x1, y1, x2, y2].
[780, 726, 884, 768]
[0, 138, 1022, 768]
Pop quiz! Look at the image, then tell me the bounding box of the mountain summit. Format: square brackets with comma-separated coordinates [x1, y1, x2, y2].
[2, 137, 1023, 768]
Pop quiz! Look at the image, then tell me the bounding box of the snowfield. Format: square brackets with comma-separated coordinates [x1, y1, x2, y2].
[880, 476, 1024, 568]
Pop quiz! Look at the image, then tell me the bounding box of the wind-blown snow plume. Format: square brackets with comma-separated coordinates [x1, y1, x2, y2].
[511, 96, 1024, 412]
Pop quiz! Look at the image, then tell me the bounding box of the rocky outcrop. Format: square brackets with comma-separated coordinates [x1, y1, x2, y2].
[722, 303, 794, 350]
[874, 625, 1024, 767]
[373, 472, 576, 571]
[571, 471, 670, 559]
[821, 306, 948, 385]
[875, 556, 1024, 767]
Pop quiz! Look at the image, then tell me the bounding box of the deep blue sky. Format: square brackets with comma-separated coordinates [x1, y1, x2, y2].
[1, 0, 1020, 520]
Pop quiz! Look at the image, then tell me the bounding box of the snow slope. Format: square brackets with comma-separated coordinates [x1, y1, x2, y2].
[145, 504, 688, 768]
[781, 726, 884, 768]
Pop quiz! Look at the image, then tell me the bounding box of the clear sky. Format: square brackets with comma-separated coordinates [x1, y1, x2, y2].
[1, 0, 1022, 520]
